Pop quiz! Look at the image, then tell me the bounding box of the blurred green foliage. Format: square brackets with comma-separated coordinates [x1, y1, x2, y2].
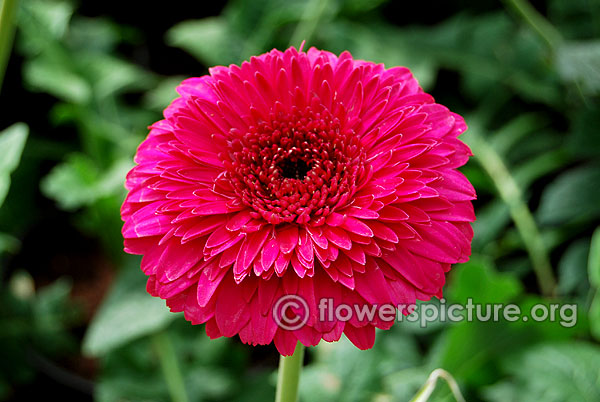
[1, 0, 600, 401]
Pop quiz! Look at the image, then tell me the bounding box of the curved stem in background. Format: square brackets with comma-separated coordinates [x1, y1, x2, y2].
[503, 0, 590, 106]
[275, 343, 305, 402]
[409, 368, 466, 402]
[288, 0, 330, 48]
[464, 129, 557, 297]
[0, 0, 19, 92]
[502, 0, 563, 50]
[152, 331, 189, 402]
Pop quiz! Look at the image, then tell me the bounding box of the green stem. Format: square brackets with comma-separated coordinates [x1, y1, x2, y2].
[275, 344, 305, 402]
[288, 0, 330, 48]
[0, 0, 19, 92]
[464, 129, 557, 297]
[502, 0, 563, 50]
[409, 369, 465, 402]
[152, 331, 189, 402]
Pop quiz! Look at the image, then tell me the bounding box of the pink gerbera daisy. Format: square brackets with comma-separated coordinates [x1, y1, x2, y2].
[121, 46, 476, 356]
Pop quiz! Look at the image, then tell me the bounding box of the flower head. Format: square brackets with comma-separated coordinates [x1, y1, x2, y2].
[121, 46, 476, 355]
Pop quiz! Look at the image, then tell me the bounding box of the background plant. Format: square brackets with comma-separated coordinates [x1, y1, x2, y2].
[0, 0, 599, 401]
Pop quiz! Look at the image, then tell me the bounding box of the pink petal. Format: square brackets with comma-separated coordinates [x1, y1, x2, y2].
[197, 263, 227, 307]
[274, 330, 299, 357]
[354, 259, 392, 304]
[215, 276, 252, 337]
[324, 226, 352, 250]
[274, 251, 291, 276]
[344, 325, 376, 350]
[297, 229, 314, 263]
[341, 216, 374, 237]
[226, 210, 253, 231]
[234, 228, 270, 281]
[343, 206, 379, 219]
[278, 225, 299, 254]
[123, 203, 172, 238]
[261, 235, 280, 271]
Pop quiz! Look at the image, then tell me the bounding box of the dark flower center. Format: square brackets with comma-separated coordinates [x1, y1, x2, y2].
[280, 157, 310, 180]
[226, 105, 365, 225]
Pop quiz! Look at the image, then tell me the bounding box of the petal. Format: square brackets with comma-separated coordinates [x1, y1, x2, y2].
[341, 216, 374, 237]
[278, 225, 299, 254]
[324, 226, 352, 250]
[197, 262, 227, 307]
[344, 324, 376, 350]
[215, 276, 252, 336]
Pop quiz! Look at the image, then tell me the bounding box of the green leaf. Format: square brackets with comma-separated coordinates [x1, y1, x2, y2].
[40, 154, 99, 210]
[589, 227, 600, 340]
[516, 295, 583, 338]
[33, 278, 75, 332]
[431, 322, 517, 387]
[549, 0, 600, 39]
[94, 158, 133, 198]
[447, 257, 523, 304]
[67, 17, 122, 53]
[568, 106, 600, 158]
[556, 40, 600, 94]
[82, 263, 178, 356]
[41, 154, 132, 211]
[484, 342, 600, 402]
[26, 0, 74, 40]
[513, 149, 570, 188]
[489, 114, 549, 156]
[50, 103, 147, 153]
[340, 0, 388, 14]
[31, 278, 80, 355]
[17, 0, 75, 56]
[537, 165, 600, 225]
[557, 239, 590, 295]
[81, 53, 157, 98]
[590, 292, 600, 341]
[471, 200, 511, 250]
[588, 226, 600, 288]
[166, 18, 241, 66]
[0, 123, 28, 208]
[23, 56, 91, 103]
[143, 76, 186, 112]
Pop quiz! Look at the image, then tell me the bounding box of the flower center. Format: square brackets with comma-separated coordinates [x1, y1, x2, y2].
[226, 105, 365, 225]
[280, 157, 310, 180]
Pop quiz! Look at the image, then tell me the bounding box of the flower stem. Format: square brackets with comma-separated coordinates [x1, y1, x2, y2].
[409, 368, 465, 402]
[464, 129, 557, 297]
[0, 0, 19, 92]
[275, 343, 305, 402]
[152, 331, 189, 402]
